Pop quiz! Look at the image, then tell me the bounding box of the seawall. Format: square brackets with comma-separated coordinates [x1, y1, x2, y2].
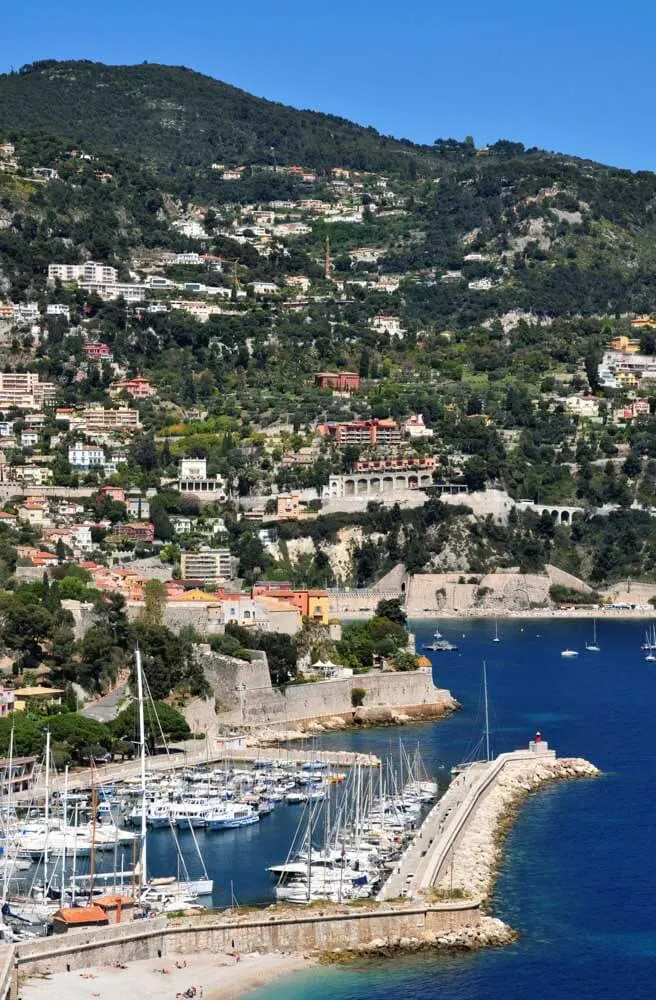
[182, 652, 458, 735]
[235, 669, 457, 730]
[6, 900, 483, 990]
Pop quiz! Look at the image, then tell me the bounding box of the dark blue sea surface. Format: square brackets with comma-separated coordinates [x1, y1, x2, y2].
[156, 617, 656, 999]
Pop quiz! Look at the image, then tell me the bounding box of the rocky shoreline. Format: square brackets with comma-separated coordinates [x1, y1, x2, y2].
[254, 698, 460, 742]
[322, 915, 517, 961]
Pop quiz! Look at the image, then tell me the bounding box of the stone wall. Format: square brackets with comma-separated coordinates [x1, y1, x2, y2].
[11, 902, 482, 981]
[239, 669, 455, 728]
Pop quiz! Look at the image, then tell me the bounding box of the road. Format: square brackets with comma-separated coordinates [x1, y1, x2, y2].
[378, 761, 486, 900]
[81, 683, 128, 723]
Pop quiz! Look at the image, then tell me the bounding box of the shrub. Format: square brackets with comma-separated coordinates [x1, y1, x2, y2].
[351, 686, 366, 708]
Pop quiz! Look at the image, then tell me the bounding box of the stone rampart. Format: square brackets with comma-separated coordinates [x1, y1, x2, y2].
[10, 902, 481, 982]
[240, 669, 455, 728]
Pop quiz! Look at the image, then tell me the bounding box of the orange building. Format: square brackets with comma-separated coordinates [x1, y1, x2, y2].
[251, 584, 330, 623]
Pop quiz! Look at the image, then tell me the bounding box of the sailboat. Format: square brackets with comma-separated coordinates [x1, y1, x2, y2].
[585, 619, 600, 653]
[133, 648, 213, 899]
[492, 620, 500, 643]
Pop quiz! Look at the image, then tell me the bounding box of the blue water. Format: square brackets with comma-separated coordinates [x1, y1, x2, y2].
[225, 616, 656, 1000]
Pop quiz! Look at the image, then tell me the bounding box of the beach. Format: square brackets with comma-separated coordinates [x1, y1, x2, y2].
[21, 950, 315, 1000]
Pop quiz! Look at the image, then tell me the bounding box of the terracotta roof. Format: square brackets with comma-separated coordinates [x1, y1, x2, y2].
[53, 906, 108, 924]
[94, 894, 134, 907]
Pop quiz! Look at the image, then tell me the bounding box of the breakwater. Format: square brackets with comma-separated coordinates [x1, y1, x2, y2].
[379, 743, 599, 906]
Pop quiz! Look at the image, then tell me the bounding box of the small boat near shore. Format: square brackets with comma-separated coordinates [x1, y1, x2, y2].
[423, 628, 457, 652]
[560, 649, 578, 658]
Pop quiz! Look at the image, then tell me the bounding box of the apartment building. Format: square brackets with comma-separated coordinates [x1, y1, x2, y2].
[180, 549, 236, 584]
[48, 261, 118, 284]
[81, 406, 141, 433]
[80, 280, 146, 302]
[318, 418, 401, 446]
[0, 373, 56, 409]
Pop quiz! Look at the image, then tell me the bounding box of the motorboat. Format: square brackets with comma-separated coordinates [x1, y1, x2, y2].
[560, 649, 578, 658]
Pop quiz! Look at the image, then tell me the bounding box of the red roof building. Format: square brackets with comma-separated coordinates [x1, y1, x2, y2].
[314, 371, 360, 392]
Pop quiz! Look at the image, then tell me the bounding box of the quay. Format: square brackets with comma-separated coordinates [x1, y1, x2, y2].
[15, 741, 380, 803]
[379, 738, 599, 902]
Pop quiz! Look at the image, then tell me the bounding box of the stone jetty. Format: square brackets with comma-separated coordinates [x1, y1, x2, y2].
[435, 754, 600, 901]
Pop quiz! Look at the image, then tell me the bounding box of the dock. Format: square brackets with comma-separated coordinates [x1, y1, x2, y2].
[15, 742, 380, 802]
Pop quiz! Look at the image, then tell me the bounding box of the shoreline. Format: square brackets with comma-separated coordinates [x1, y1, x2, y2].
[404, 608, 655, 620]
[22, 950, 316, 1000]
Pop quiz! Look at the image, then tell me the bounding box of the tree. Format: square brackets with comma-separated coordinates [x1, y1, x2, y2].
[140, 579, 167, 627]
[375, 598, 407, 627]
[111, 700, 191, 751]
[41, 713, 114, 762]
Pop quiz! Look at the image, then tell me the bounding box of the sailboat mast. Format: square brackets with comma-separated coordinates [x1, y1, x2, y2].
[483, 661, 490, 762]
[61, 765, 68, 907]
[44, 729, 50, 894]
[136, 646, 148, 889]
[2, 726, 13, 906]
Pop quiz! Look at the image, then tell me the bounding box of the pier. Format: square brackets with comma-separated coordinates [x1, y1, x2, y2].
[379, 740, 595, 902]
[15, 742, 380, 803]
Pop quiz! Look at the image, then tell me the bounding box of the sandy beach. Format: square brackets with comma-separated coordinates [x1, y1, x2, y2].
[21, 951, 315, 1000]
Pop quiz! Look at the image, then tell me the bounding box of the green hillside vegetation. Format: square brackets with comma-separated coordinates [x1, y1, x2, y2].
[0, 60, 438, 178]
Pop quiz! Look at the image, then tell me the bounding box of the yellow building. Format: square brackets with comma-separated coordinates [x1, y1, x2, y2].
[610, 335, 640, 352]
[630, 316, 656, 330]
[616, 371, 639, 389]
[14, 686, 63, 712]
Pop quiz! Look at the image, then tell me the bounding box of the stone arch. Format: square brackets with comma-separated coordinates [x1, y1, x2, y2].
[357, 478, 369, 494]
[408, 475, 419, 489]
[561, 509, 570, 523]
[419, 474, 432, 487]
[345, 478, 355, 496]
[551, 509, 559, 520]
[395, 475, 407, 489]
[370, 477, 381, 492]
[383, 476, 394, 492]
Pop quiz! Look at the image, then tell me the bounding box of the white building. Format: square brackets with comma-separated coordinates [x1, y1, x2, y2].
[404, 414, 434, 438]
[68, 445, 106, 472]
[80, 281, 146, 302]
[180, 549, 236, 584]
[46, 303, 71, 320]
[12, 303, 40, 324]
[370, 315, 404, 338]
[48, 261, 118, 285]
[177, 458, 227, 500]
[20, 431, 38, 448]
[564, 396, 601, 420]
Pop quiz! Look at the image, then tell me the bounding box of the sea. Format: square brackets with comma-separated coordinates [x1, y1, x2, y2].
[150, 617, 656, 1000]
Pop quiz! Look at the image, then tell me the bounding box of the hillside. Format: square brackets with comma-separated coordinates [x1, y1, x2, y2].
[0, 60, 437, 177]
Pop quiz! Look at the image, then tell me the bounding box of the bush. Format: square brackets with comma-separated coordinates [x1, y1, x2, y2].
[351, 686, 366, 708]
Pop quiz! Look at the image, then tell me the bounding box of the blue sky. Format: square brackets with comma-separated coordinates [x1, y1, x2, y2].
[2, 0, 654, 171]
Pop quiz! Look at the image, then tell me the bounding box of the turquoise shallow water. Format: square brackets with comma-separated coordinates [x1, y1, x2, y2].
[235, 617, 656, 1000]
